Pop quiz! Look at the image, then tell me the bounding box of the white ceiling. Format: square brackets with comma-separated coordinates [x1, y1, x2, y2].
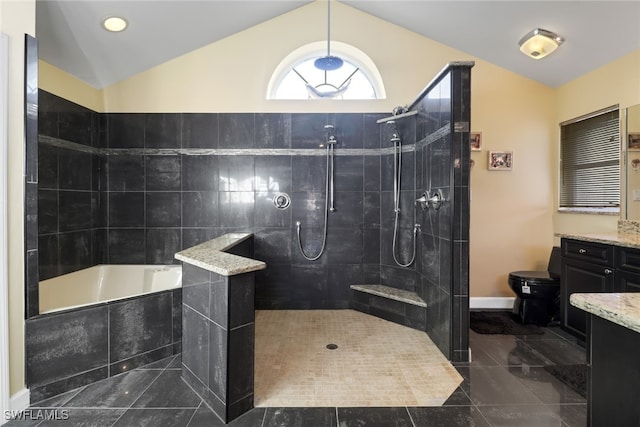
[36, 0, 640, 89]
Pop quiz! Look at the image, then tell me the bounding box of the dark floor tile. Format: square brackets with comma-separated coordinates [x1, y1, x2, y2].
[187, 404, 266, 426]
[112, 408, 196, 427]
[1, 415, 42, 426]
[522, 338, 587, 366]
[263, 408, 337, 427]
[136, 355, 174, 370]
[513, 367, 585, 404]
[549, 404, 587, 427]
[477, 404, 565, 426]
[131, 370, 201, 408]
[337, 407, 412, 426]
[31, 388, 84, 408]
[63, 370, 161, 408]
[442, 386, 473, 406]
[454, 345, 500, 367]
[472, 335, 551, 367]
[457, 366, 545, 406]
[38, 409, 126, 426]
[408, 406, 490, 426]
[167, 354, 182, 369]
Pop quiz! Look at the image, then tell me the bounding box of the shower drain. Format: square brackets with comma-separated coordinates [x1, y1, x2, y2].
[325, 343, 338, 350]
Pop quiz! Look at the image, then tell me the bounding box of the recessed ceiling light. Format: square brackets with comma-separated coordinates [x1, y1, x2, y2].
[519, 28, 564, 59]
[103, 16, 128, 32]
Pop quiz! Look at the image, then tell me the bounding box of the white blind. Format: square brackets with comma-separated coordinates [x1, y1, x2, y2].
[560, 109, 620, 208]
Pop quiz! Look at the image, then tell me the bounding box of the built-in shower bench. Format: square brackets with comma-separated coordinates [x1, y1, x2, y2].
[350, 284, 427, 331]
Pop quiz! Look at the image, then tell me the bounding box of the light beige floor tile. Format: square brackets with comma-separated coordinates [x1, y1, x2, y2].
[254, 309, 462, 407]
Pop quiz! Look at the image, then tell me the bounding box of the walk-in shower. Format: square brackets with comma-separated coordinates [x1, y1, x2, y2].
[295, 124, 337, 261]
[388, 120, 418, 267]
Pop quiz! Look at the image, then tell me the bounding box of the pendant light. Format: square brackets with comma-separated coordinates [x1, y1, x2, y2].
[314, 0, 343, 71]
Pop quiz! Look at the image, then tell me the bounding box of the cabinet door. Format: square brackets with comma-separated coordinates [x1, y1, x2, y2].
[561, 259, 614, 339]
[615, 270, 640, 292]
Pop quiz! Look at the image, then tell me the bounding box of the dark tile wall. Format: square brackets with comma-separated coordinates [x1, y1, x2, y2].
[24, 35, 39, 319]
[37, 91, 101, 282]
[99, 111, 386, 310]
[25, 288, 182, 402]
[181, 261, 255, 423]
[413, 65, 472, 362]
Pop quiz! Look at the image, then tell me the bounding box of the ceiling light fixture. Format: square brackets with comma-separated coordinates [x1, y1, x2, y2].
[102, 16, 128, 32]
[518, 28, 564, 59]
[314, 0, 343, 71]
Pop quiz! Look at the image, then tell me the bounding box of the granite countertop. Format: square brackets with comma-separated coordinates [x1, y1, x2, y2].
[570, 293, 640, 334]
[556, 232, 640, 249]
[175, 233, 266, 276]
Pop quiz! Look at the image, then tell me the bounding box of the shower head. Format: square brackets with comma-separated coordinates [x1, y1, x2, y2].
[323, 124, 338, 145]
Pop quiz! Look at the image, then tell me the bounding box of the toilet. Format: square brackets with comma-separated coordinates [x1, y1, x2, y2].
[508, 247, 561, 326]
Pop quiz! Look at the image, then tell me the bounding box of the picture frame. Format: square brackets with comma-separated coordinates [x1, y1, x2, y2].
[470, 132, 482, 151]
[488, 150, 513, 171]
[629, 133, 640, 150]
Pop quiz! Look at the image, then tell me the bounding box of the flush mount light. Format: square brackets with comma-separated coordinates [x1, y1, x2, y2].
[102, 16, 128, 32]
[518, 28, 564, 59]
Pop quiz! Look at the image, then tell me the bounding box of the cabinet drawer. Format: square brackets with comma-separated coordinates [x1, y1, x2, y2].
[616, 246, 640, 273]
[562, 239, 614, 266]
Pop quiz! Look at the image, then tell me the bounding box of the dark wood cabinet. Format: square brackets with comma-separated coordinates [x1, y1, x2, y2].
[561, 258, 614, 338]
[561, 239, 640, 340]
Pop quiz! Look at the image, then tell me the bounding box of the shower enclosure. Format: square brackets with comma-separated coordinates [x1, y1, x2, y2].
[23, 62, 472, 400]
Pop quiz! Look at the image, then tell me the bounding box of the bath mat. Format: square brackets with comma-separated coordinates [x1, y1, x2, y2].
[544, 364, 587, 398]
[470, 311, 544, 335]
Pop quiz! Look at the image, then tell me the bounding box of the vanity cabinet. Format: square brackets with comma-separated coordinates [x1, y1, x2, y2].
[561, 238, 640, 340]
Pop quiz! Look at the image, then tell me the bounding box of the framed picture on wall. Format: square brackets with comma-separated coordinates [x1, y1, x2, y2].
[488, 151, 513, 170]
[470, 132, 482, 151]
[629, 133, 640, 150]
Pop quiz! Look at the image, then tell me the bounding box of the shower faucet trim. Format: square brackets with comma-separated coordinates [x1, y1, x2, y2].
[416, 189, 445, 211]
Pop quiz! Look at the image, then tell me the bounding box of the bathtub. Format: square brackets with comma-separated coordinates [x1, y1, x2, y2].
[39, 264, 182, 314]
[28, 264, 183, 402]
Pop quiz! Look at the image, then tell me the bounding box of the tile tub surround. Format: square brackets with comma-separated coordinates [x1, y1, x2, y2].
[178, 234, 260, 423]
[25, 288, 182, 402]
[570, 292, 640, 333]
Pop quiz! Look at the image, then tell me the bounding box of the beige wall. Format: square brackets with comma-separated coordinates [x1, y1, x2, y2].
[554, 50, 640, 238]
[102, 1, 474, 113]
[42, 1, 557, 300]
[1, 0, 35, 397]
[39, 61, 104, 112]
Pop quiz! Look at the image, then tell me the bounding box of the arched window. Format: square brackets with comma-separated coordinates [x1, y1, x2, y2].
[267, 41, 385, 100]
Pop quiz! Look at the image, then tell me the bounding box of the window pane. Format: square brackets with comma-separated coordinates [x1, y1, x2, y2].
[274, 57, 377, 100]
[560, 109, 620, 208]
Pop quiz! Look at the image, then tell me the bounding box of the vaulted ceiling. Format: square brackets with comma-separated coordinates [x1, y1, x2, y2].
[36, 0, 640, 89]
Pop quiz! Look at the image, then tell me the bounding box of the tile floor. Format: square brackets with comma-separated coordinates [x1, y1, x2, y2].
[255, 310, 462, 407]
[4, 311, 587, 427]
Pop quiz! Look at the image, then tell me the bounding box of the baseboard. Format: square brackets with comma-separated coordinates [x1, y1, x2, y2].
[9, 388, 29, 412]
[469, 297, 515, 310]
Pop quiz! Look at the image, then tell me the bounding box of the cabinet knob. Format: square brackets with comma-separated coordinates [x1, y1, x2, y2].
[604, 269, 613, 275]
[579, 248, 587, 254]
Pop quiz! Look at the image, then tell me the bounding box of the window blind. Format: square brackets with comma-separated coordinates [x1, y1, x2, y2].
[560, 109, 620, 208]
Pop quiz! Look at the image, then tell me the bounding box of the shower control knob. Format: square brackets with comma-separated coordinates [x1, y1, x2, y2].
[273, 193, 291, 210]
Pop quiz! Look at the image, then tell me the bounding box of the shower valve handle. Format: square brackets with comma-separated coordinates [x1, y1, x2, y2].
[416, 190, 445, 211]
